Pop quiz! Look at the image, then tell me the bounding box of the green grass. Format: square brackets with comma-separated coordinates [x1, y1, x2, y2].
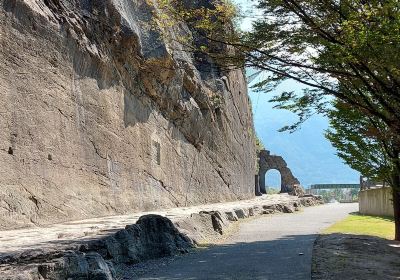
[323, 212, 395, 240]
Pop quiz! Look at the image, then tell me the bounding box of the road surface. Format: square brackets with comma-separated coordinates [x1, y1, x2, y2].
[136, 203, 358, 280]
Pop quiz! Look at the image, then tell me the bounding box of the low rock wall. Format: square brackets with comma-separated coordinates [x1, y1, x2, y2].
[0, 195, 323, 280]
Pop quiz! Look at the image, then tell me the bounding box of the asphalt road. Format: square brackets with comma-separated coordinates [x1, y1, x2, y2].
[136, 203, 358, 280]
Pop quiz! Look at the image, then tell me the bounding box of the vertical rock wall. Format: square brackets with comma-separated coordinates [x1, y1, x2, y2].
[0, 0, 256, 229]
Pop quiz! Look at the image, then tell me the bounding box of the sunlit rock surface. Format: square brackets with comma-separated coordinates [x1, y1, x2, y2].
[0, 0, 256, 229]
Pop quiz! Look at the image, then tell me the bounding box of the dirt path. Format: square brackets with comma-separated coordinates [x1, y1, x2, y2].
[312, 233, 400, 280]
[133, 203, 358, 280]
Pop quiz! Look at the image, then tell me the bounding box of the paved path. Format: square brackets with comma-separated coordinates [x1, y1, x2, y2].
[136, 203, 358, 280]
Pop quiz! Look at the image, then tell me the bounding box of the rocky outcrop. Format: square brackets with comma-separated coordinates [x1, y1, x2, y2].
[0, 195, 323, 279]
[0, 0, 256, 229]
[37, 215, 193, 279]
[1, 215, 194, 280]
[289, 184, 305, 196]
[38, 252, 116, 280]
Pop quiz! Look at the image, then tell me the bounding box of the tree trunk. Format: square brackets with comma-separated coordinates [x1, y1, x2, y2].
[393, 181, 400, 241]
[392, 150, 400, 241]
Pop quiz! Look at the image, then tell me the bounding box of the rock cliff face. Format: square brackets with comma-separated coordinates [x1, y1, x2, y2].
[0, 0, 256, 229]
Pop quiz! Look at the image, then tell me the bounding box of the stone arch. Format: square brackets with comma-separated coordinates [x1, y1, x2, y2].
[257, 150, 300, 194]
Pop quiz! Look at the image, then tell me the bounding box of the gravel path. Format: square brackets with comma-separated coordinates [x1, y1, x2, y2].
[135, 203, 358, 280]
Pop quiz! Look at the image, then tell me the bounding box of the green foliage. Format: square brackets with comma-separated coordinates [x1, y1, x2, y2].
[239, 1, 400, 215]
[242, 0, 400, 137]
[150, 0, 400, 240]
[153, 1, 400, 162]
[255, 133, 265, 151]
[315, 188, 358, 203]
[326, 100, 394, 183]
[151, 0, 400, 189]
[150, 0, 245, 69]
[153, 0, 238, 31]
[150, 1, 400, 140]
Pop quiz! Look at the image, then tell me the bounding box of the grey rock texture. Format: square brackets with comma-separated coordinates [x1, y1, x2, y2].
[225, 210, 239, 221]
[83, 214, 193, 265]
[0, 0, 256, 229]
[199, 211, 230, 235]
[0, 196, 324, 279]
[288, 184, 306, 196]
[2, 215, 193, 280]
[234, 208, 249, 219]
[132, 203, 355, 280]
[38, 251, 115, 280]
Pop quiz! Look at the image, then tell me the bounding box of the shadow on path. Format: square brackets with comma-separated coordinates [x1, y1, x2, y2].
[131, 234, 317, 280]
[312, 233, 400, 280]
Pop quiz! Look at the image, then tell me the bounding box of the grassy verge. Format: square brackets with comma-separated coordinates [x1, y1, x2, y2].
[323, 212, 395, 240]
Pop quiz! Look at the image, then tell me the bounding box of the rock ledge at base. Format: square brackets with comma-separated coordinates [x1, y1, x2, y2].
[0, 195, 323, 280]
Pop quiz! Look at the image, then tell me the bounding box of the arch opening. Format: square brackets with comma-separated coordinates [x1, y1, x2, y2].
[265, 169, 281, 194]
[257, 149, 301, 195]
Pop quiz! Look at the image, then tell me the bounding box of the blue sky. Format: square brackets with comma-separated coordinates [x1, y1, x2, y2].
[249, 80, 359, 187]
[232, 0, 360, 187]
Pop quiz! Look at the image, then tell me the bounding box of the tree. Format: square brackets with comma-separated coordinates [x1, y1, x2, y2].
[153, 0, 400, 135]
[326, 100, 393, 183]
[242, 0, 400, 129]
[326, 99, 400, 239]
[153, 0, 400, 239]
[238, 0, 400, 240]
[350, 188, 359, 201]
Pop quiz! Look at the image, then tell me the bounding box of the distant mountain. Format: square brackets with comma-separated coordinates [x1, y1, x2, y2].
[249, 80, 360, 188]
[233, 0, 360, 188]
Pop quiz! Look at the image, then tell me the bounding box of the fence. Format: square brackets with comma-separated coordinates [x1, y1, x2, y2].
[359, 187, 394, 217]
